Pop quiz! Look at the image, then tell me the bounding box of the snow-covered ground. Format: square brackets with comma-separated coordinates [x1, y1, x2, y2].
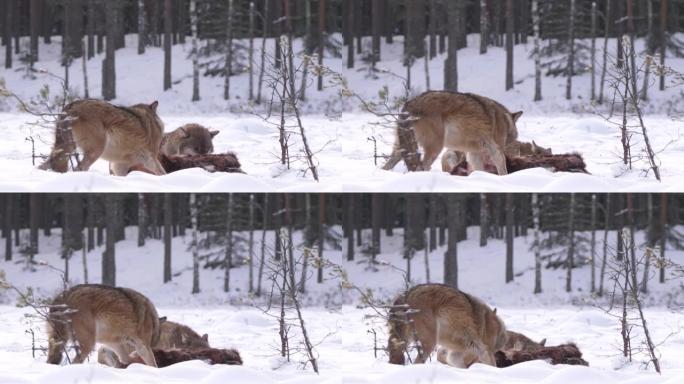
[1, 225, 684, 383]
[1, 34, 683, 191]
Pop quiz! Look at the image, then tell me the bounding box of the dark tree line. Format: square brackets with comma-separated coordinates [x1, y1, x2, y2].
[1, 193, 682, 295]
[3, 1, 683, 101]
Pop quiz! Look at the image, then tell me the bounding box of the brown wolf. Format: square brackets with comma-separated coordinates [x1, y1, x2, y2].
[160, 124, 219, 157]
[98, 320, 210, 367]
[383, 91, 522, 175]
[46, 284, 161, 367]
[125, 347, 243, 368]
[38, 99, 166, 176]
[388, 284, 507, 368]
[503, 330, 546, 351]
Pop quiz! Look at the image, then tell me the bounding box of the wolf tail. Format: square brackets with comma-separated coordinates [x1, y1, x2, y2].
[37, 113, 77, 173]
[381, 112, 417, 171]
[387, 294, 411, 365]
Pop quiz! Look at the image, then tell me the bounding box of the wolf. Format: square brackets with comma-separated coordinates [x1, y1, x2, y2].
[506, 140, 552, 157]
[97, 320, 210, 367]
[383, 91, 522, 175]
[160, 124, 219, 157]
[46, 284, 161, 367]
[38, 99, 166, 176]
[503, 330, 546, 352]
[388, 284, 507, 368]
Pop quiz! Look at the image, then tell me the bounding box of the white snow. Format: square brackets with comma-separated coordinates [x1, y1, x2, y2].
[1, 34, 683, 191]
[1, 225, 684, 383]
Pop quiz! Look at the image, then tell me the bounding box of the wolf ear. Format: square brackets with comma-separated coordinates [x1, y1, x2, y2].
[511, 111, 523, 123]
[202, 334, 209, 342]
[159, 316, 167, 324]
[493, 308, 497, 315]
[209, 130, 220, 138]
[179, 127, 190, 138]
[539, 338, 546, 346]
[181, 334, 188, 343]
[149, 101, 159, 112]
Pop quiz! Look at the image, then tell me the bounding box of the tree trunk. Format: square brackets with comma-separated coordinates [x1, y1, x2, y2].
[103, 194, 117, 286]
[317, 0, 325, 90]
[248, 1, 255, 100]
[479, 194, 488, 246]
[30, 194, 40, 254]
[566, 193, 576, 292]
[190, 0, 200, 101]
[640, 193, 653, 293]
[248, 194, 255, 292]
[87, 195, 95, 251]
[591, 1, 597, 101]
[317, 193, 325, 283]
[590, 193, 597, 292]
[532, 0, 541, 101]
[659, 0, 667, 91]
[599, 0, 611, 103]
[599, 193, 611, 295]
[505, 193, 514, 283]
[505, 0, 514, 90]
[102, 1, 117, 100]
[4, 195, 12, 261]
[532, 193, 542, 293]
[164, 193, 172, 283]
[659, 193, 667, 283]
[137, 194, 147, 247]
[346, 194, 354, 261]
[347, 0, 355, 68]
[224, 0, 234, 100]
[5, 0, 13, 69]
[138, 0, 147, 54]
[224, 193, 234, 292]
[429, 195, 437, 251]
[444, 195, 459, 288]
[30, 0, 41, 62]
[428, 0, 437, 59]
[164, 0, 173, 90]
[566, 0, 576, 100]
[444, 0, 459, 91]
[191, 194, 200, 293]
[371, 194, 381, 257]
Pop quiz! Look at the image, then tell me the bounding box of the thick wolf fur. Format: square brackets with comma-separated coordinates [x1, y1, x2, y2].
[160, 124, 219, 157]
[38, 99, 166, 176]
[503, 330, 546, 352]
[387, 284, 507, 368]
[46, 284, 161, 367]
[383, 91, 522, 175]
[98, 320, 210, 367]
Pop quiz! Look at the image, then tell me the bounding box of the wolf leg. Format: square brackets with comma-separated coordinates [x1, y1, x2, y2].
[466, 152, 486, 173]
[132, 340, 158, 367]
[483, 139, 508, 175]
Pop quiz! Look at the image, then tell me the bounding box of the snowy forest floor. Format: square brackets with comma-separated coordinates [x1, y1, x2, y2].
[1, 225, 684, 382]
[1, 34, 684, 191]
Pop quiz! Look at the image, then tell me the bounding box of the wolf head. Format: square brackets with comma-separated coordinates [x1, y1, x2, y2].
[175, 124, 220, 156]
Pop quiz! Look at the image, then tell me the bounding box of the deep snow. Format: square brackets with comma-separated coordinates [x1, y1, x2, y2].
[1, 34, 683, 191]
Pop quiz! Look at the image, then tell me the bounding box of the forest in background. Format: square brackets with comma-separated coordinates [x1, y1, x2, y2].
[2, 0, 683, 102]
[1, 193, 683, 296]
